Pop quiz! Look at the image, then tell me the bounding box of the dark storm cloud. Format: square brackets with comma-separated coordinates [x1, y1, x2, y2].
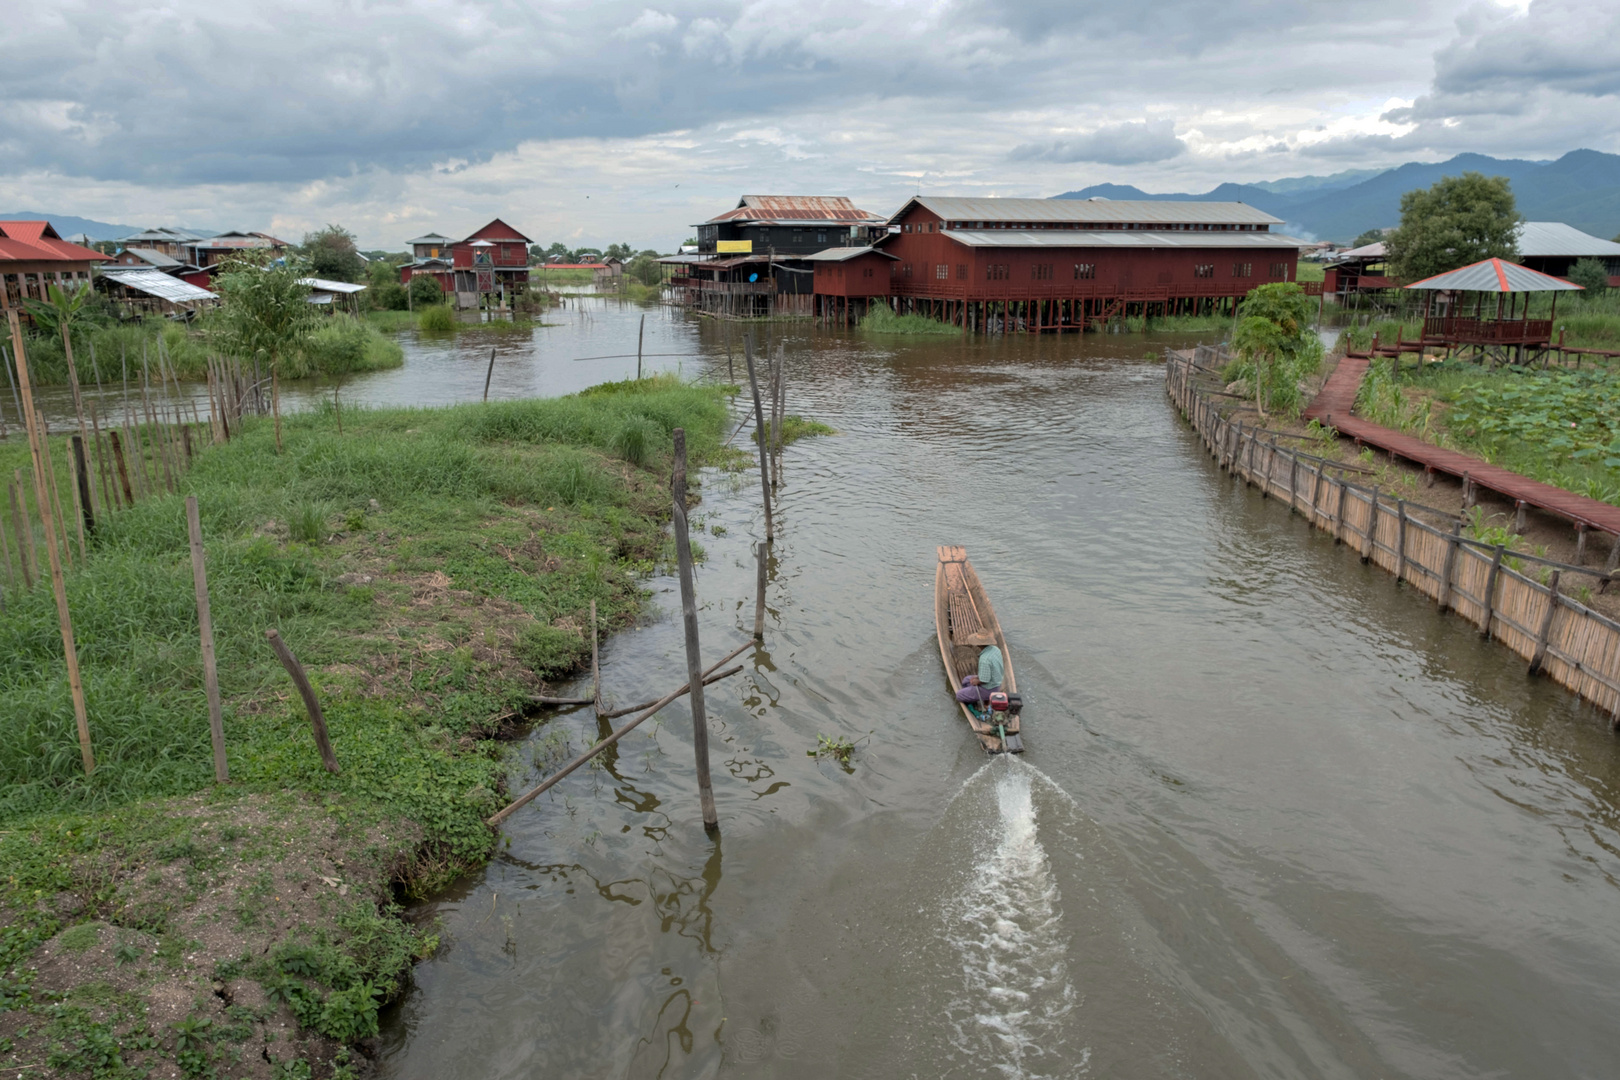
[1011, 120, 1186, 165]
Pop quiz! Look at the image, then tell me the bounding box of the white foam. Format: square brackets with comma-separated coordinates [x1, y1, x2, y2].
[942, 762, 1087, 1078]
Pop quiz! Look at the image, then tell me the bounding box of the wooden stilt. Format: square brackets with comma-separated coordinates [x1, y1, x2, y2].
[671, 428, 718, 831]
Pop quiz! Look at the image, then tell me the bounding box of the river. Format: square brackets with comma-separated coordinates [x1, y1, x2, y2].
[40, 301, 1620, 1077]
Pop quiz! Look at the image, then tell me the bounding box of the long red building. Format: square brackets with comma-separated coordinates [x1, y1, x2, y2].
[816, 196, 1306, 332]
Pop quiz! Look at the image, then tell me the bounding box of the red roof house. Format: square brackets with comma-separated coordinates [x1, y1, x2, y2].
[1, 221, 110, 312]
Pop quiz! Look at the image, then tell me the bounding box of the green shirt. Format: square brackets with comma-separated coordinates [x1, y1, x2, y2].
[978, 645, 1004, 689]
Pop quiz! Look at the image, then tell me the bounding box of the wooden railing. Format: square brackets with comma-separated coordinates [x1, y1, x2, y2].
[1422, 317, 1554, 345]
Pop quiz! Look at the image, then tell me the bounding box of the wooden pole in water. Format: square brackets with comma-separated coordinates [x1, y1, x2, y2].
[185, 496, 229, 782]
[672, 428, 718, 831]
[753, 541, 768, 641]
[590, 599, 603, 716]
[483, 347, 496, 402]
[743, 336, 773, 542]
[7, 310, 94, 774]
[265, 628, 340, 774]
[637, 314, 645, 380]
[1529, 571, 1561, 676]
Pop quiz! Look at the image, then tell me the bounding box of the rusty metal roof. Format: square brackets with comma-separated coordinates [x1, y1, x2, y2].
[704, 196, 884, 225]
[898, 196, 1282, 227]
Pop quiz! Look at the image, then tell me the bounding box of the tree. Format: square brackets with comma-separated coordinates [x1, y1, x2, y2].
[1384, 172, 1520, 283]
[1229, 282, 1324, 418]
[545, 242, 570, 259]
[300, 224, 365, 283]
[626, 254, 663, 287]
[367, 260, 408, 310]
[213, 251, 318, 451]
[407, 274, 443, 307]
[604, 242, 634, 261]
[1569, 258, 1609, 295]
[1350, 228, 1387, 249]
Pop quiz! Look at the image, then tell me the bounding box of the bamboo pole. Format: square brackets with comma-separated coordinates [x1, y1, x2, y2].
[107, 430, 135, 506]
[272, 362, 282, 454]
[89, 400, 114, 511]
[12, 474, 36, 587]
[637, 313, 645, 380]
[753, 541, 768, 641]
[42, 427, 74, 568]
[743, 336, 774, 542]
[0, 481, 15, 590]
[672, 428, 718, 830]
[483, 347, 496, 402]
[185, 496, 229, 782]
[590, 599, 603, 715]
[265, 629, 339, 773]
[594, 661, 746, 720]
[7, 310, 94, 774]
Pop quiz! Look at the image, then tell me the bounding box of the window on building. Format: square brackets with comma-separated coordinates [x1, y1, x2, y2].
[863, 267, 874, 278]
[1074, 263, 1095, 279]
[987, 264, 1009, 280]
[1032, 263, 1053, 280]
[1194, 264, 1214, 278]
[1270, 262, 1289, 279]
[936, 264, 949, 279]
[1232, 263, 1252, 278]
[817, 232, 827, 243]
[903, 263, 913, 278]
[957, 264, 967, 280]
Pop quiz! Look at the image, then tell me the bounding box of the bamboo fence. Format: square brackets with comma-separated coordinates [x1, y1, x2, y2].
[1167, 347, 1620, 728]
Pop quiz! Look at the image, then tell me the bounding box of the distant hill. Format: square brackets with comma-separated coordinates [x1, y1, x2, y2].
[1053, 150, 1620, 242]
[0, 212, 144, 242]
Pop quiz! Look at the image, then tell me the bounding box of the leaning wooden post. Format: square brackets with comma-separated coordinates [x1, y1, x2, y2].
[1529, 571, 1561, 676]
[7, 310, 94, 774]
[636, 314, 645, 380]
[185, 496, 229, 782]
[1363, 487, 1379, 563]
[107, 430, 135, 507]
[753, 541, 768, 641]
[743, 336, 774, 542]
[265, 628, 340, 774]
[590, 599, 603, 716]
[671, 428, 718, 831]
[483, 346, 496, 402]
[1439, 520, 1462, 612]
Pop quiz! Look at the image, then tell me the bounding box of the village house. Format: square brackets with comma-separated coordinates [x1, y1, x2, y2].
[185, 231, 292, 272]
[400, 220, 532, 308]
[679, 195, 887, 317]
[115, 227, 210, 260]
[1324, 221, 1620, 300]
[0, 220, 110, 312]
[835, 196, 1307, 332]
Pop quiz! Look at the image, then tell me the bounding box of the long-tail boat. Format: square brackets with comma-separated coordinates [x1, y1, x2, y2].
[934, 545, 1023, 754]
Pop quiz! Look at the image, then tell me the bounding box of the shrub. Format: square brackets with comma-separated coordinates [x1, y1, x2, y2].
[407, 274, 443, 308]
[612, 415, 659, 467]
[371, 281, 409, 311]
[418, 305, 456, 332]
[1570, 258, 1609, 295]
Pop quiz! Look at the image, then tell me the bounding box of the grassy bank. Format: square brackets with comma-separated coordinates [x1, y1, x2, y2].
[528, 268, 597, 287]
[858, 305, 957, 336]
[0, 376, 739, 1077]
[365, 308, 553, 335]
[19, 315, 403, 387]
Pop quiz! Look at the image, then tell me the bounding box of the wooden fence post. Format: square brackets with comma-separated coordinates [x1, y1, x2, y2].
[743, 336, 774, 543]
[71, 435, 95, 539]
[1395, 500, 1407, 583]
[1481, 545, 1505, 637]
[265, 628, 340, 774]
[483, 347, 496, 402]
[9, 480, 34, 589]
[185, 496, 229, 782]
[637, 313, 645, 381]
[1439, 521, 1462, 612]
[671, 428, 718, 831]
[1529, 571, 1561, 676]
[1364, 488, 1379, 563]
[1335, 477, 1348, 543]
[107, 430, 135, 506]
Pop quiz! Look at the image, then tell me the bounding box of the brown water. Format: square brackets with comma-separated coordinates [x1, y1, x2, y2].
[52, 303, 1615, 1078]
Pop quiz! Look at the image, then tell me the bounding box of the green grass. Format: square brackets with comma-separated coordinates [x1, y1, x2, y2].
[528, 268, 597, 286]
[0, 376, 733, 831]
[859, 305, 958, 336]
[18, 315, 402, 387]
[416, 305, 455, 332]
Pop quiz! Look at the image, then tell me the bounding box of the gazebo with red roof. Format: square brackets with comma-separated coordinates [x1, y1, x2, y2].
[0, 221, 111, 312]
[1405, 256, 1583, 361]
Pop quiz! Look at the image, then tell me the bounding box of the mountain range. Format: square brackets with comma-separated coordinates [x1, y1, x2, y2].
[1054, 150, 1620, 243]
[0, 212, 144, 242]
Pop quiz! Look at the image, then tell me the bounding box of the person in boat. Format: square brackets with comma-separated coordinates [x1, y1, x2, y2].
[955, 643, 1004, 704]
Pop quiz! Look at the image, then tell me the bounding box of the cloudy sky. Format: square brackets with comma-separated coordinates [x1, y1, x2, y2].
[4, 0, 1615, 250]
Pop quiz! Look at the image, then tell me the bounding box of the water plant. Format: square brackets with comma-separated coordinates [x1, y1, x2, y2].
[417, 304, 456, 332]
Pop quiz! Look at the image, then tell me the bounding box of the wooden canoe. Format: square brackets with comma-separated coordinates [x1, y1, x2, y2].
[935, 545, 1023, 754]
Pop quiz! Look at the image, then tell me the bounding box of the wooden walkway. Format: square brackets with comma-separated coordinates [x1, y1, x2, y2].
[1303, 356, 1620, 539]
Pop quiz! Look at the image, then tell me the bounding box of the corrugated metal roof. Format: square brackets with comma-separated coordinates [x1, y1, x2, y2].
[1517, 221, 1620, 258]
[901, 196, 1282, 226]
[943, 230, 1309, 250]
[122, 247, 183, 268]
[1405, 258, 1582, 293]
[298, 277, 368, 294]
[1337, 241, 1386, 259]
[406, 233, 454, 245]
[705, 195, 884, 225]
[800, 246, 898, 262]
[100, 268, 218, 303]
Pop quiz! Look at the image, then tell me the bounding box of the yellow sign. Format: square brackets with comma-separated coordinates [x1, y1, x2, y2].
[716, 240, 753, 253]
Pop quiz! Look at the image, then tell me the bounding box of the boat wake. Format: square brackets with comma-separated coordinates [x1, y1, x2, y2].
[941, 760, 1087, 1078]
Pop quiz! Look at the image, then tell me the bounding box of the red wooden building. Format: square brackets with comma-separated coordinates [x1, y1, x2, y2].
[0, 220, 110, 313]
[805, 246, 899, 324]
[401, 219, 531, 307]
[830, 196, 1306, 333]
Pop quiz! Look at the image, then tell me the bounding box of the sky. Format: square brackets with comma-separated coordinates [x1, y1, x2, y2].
[3, 0, 1616, 251]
